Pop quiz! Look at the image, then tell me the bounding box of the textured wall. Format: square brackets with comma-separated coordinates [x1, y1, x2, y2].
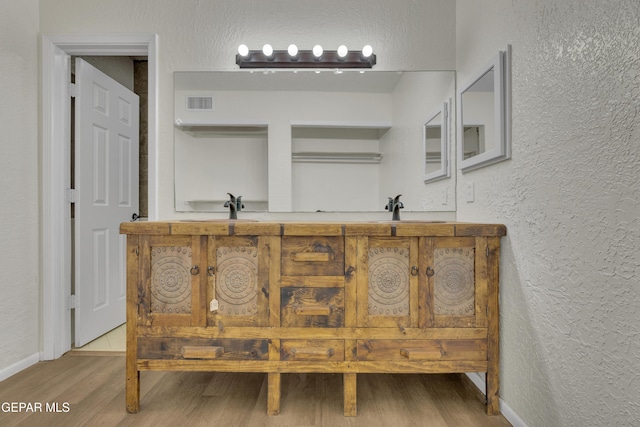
[38, 0, 456, 219]
[0, 1, 40, 370]
[456, 1, 640, 425]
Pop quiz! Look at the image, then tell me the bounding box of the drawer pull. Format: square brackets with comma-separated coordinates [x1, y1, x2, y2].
[292, 252, 331, 262]
[291, 347, 335, 360]
[294, 305, 331, 316]
[181, 346, 224, 359]
[400, 348, 441, 360]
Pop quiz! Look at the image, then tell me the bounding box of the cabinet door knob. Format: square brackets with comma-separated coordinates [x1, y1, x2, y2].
[426, 266, 435, 277]
[190, 265, 200, 275]
[411, 266, 419, 276]
[207, 266, 215, 276]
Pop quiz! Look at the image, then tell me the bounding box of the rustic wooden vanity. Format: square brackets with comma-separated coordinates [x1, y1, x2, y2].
[120, 220, 506, 416]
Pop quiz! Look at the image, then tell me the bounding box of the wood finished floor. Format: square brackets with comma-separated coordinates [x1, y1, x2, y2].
[0, 353, 511, 427]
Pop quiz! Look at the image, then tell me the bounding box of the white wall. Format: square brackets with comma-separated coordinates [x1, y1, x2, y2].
[0, 1, 40, 375]
[456, 1, 640, 426]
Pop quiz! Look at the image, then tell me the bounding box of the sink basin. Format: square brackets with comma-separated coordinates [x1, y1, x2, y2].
[174, 219, 258, 222]
[371, 220, 446, 223]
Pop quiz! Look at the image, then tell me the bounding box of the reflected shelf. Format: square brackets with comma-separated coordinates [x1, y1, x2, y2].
[291, 151, 383, 164]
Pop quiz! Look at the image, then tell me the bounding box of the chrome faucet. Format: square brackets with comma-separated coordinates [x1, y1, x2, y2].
[385, 194, 404, 221]
[223, 193, 244, 219]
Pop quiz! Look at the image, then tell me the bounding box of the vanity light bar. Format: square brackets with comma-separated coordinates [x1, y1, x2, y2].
[236, 44, 376, 69]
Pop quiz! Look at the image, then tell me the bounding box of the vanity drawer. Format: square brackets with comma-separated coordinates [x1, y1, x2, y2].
[137, 337, 269, 360]
[356, 339, 487, 361]
[281, 287, 344, 327]
[280, 340, 344, 361]
[281, 236, 344, 276]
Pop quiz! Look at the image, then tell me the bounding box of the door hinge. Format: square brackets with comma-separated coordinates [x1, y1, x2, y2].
[68, 294, 77, 310]
[68, 82, 76, 98]
[486, 245, 490, 257]
[65, 188, 78, 203]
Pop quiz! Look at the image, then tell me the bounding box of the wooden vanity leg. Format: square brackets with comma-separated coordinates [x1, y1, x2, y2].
[268, 372, 281, 415]
[343, 373, 357, 416]
[125, 235, 140, 413]
[125, 320, 139, 413]
[126, 358, 140, 413]
[486, 236, 501, 415]
[486, 370, 499, 415]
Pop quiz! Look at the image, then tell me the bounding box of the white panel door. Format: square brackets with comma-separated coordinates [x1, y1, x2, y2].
[74, 58, 139, 346]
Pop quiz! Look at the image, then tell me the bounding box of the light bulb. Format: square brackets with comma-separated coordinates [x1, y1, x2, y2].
[262, 44, 273, 57]
[238, 44, 249, 57]
[287, 44, 298, 57]
[337, 45, 348, 58]
[312, 44, 323, 58]
[362, 44, 373, 58]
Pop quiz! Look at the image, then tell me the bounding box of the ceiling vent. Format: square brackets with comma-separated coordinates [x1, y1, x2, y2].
[186, 96, 213, 111]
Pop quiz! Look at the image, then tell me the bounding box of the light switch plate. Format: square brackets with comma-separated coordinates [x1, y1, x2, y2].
[466, 182, 475, 203]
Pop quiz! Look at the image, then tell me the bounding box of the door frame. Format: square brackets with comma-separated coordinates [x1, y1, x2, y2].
[41, 33, 158, 360]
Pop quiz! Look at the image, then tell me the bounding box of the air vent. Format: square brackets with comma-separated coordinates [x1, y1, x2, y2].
[186, 96, 213, 111]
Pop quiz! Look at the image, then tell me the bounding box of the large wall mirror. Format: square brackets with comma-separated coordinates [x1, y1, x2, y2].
[174, 70, 455, 213]
[458, 46, 511, 172]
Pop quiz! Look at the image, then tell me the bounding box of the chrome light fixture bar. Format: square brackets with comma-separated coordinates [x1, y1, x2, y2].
[236, 44, 376, 69]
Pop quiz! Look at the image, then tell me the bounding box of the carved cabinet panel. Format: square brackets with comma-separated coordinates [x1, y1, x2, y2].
[207, 236, 270, 327]
[138, 235, 206, 327]
[357, 237, 419, 328]
[420, 237, 488, 328]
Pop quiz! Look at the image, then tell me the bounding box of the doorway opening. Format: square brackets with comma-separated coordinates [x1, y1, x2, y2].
[41, 33, 158, 360]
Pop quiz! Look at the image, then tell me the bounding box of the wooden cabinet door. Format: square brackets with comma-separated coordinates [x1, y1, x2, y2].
[207, 236, 270, 327]
[356, 237, 419, 328]
[420, 237, 488, 328]
[138, 235, 207, 327]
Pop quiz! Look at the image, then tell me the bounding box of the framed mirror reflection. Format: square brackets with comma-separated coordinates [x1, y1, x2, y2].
[458, 46, 511, 172]
[423, 100, 450, 183]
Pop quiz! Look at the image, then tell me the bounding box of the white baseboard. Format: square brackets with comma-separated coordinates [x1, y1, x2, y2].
[465, 372, 528, 427]
[0, 353, 40, 382]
